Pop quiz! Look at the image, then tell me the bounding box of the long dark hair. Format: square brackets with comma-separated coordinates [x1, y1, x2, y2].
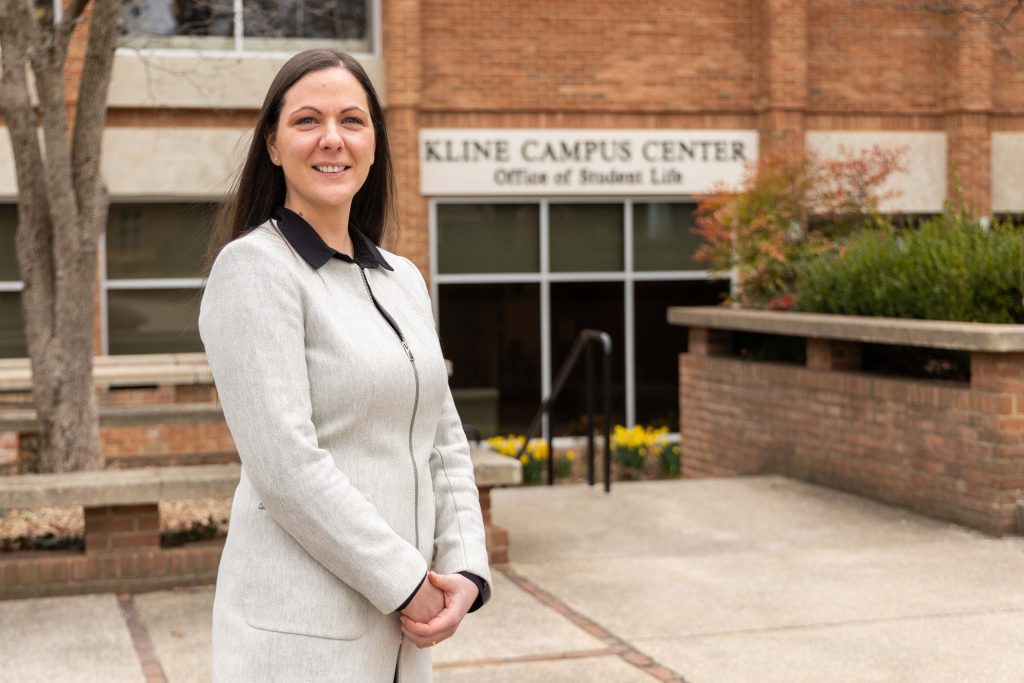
[205, 49, 397, 270]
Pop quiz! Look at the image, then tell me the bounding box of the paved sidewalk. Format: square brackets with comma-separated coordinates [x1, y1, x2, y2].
[2, 476, 1024, 681]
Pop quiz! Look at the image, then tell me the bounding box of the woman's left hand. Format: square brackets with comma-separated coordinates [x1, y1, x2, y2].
[399, 571, 478, 648]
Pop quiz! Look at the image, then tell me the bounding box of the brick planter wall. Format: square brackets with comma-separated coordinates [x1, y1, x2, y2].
[0, 543, 225, 601]
[2, 384, 236, 474]
[7, 420, 236, 475]
[680, 333, 1024, 536]
[479, 487, 509, 564]
[0, 487, 505, 599]
[98, 422, 236, 465]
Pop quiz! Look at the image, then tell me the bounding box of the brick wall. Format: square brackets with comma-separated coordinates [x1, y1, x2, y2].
[383, 0, 430, 274]
[0, 431, 16, 471]
[991, 18, 1024, 113]
[758, 0, 807, 159]
[807, 2, 946, 113]
[7, 422, 235, 474]
[98, 421, 235, 466]
[0, 542, 224, 600]
[679, 339, 1024, 535]
[419, 0, 759, 113]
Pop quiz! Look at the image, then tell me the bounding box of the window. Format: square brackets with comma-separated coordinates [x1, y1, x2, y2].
[437, 204, 539, 274]
[433, 199, 725, 436]
[549, 281, 626, 434]
[549, 204, 623, 273]
[0, 206, 25, 358]
[633, 202, 704, 271]
[107, 204, 211, 279]
[104, 203, 214, 355]
[439, 283, 541, 437]
[106, 288, 203, 355]
[0, 292, 25, 358]
[120, 0, 374, 53]
[0, 203, 212, 358]
[633, 279, 728, 427]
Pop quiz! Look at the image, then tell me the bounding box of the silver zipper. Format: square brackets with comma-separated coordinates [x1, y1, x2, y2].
[359, 268, 421, 550]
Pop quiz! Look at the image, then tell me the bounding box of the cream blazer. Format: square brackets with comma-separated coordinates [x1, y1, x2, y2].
[199, 221, 492, 682]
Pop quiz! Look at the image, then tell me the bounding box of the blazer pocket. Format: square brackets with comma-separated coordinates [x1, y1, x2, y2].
[242, 513, 370, 641]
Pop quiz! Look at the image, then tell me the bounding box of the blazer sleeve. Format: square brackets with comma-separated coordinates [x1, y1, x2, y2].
[430, 387, 493, 608]
[399, 257, 493, 608]
[199, 238, 428, 615]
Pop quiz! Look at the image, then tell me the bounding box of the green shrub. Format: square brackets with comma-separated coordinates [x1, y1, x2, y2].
[797, 214, 1024, 324]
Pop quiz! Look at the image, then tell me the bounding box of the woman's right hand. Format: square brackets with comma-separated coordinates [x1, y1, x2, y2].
[400, 576, 445, 624]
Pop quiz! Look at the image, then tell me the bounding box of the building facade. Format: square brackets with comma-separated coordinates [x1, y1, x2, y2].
[1, 0, 1022, 436]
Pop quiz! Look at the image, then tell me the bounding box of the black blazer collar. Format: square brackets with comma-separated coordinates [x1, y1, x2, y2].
[272, 206, 393, 272]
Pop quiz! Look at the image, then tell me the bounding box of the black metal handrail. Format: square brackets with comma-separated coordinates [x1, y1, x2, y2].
[516, 329, 612, 493]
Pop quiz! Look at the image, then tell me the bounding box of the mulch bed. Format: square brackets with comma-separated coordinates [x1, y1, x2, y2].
[0, 498, 231, 552]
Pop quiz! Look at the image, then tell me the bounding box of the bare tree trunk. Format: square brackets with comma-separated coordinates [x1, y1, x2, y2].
[0, 0, 121, 472]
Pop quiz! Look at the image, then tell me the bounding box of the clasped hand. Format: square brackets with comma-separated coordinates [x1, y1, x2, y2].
[399, 571, 477, 648]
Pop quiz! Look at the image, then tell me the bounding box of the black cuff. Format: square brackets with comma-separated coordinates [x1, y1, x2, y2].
[458, 571, 490, 613]
[395, 571, 428, 613]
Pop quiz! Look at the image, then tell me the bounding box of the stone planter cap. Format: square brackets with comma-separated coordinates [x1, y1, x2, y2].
[667, 306, 1024, 353]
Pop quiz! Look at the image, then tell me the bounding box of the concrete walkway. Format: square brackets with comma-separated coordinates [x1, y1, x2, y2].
[2, 476, 1024, 682]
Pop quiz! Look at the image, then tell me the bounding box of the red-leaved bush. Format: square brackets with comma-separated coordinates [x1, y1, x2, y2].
[694, 145, 907, 308]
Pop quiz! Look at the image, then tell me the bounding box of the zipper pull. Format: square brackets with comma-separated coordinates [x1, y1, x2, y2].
[401, 340, 415, 363]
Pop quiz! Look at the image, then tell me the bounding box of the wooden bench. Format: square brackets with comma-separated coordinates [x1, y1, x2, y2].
[0, 447, 521, 599]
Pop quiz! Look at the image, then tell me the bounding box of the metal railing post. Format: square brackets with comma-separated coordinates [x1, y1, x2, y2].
[514, 329, 614, 494]
[602, 342, 612, 494]
[546, 402, 555, 486]
[585, 342, 595, 488]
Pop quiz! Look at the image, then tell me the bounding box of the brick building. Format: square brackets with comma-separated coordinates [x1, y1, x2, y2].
[1, 0, 1022, 438]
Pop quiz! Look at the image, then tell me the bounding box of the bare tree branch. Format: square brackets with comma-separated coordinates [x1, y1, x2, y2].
[853, 0, 1024, 30]
[0, 0, 56, 352]
[30, 51, 80, 253]
[1003, 0, 1024, 25]
[72, 0, 119, 247]
[57, 1, 89, 49]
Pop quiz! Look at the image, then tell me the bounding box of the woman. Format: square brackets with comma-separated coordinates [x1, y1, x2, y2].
[199, 49, 492, 682]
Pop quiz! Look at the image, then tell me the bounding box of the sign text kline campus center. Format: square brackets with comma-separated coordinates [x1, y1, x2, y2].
[419, 129, 759, 196]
